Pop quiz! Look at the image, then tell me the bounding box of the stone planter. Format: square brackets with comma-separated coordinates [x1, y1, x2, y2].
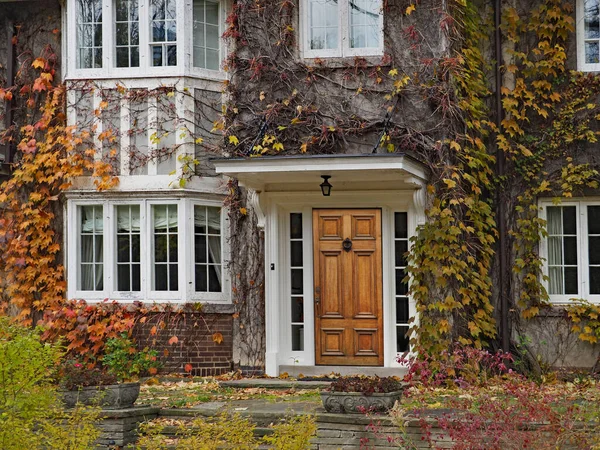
[60, 382, 140, 409]
[320, 390, 403, 414]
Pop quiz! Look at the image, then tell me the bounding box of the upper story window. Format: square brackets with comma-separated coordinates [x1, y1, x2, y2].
[578, 0, 600, 71]
[541, 199, 600, 303]
[68, 0, 227, 78]
[302, 0, 383, 58]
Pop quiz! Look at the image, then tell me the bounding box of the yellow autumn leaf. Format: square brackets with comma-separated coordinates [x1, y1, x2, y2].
[259, 91, 265, 101]
[229, 135, 239, 146]
[195, 137, 204, 144]
[31, 58, 45, 69]
[388, 68, 398, 77]
[443, 178, 457, 188]
[406, 4, 416, 15]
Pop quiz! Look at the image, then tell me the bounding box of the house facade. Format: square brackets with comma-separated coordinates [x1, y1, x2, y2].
[1, 0, 600, 376]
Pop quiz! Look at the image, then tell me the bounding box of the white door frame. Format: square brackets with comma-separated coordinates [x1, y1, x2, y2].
[262, 189, 424, 376]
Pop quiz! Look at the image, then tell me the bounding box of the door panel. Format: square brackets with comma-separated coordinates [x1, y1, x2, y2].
[314, 209, 383, 366]
[321, 251, 344, 318]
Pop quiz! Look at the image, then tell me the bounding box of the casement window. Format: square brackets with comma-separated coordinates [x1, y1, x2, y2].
[69, 0, 226, 77]
[68, 198, 229, 302]
[541, 200, 600, 302]
[302, 0, 383, 58]
[578, 0, 600, 71]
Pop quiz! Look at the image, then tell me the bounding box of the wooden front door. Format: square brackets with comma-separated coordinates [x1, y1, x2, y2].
[313, 209, 383, 366]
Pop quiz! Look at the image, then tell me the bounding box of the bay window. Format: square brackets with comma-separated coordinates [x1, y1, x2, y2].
[541, 199, 600, 302]
[68, 198, 229, 302]
[69, 0, 226, 77]
[302, 0, 383, 58]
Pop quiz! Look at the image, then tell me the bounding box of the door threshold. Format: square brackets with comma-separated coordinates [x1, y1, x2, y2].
[279, 365, 407, 378]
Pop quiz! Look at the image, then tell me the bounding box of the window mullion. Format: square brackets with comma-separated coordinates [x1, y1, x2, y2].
[103, 0, 112, 71]
[340, 0, 348, 57]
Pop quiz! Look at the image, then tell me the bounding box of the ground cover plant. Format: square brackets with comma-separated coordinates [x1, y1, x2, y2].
[138, 377, 321, 408]
[136, 412, 316, 450]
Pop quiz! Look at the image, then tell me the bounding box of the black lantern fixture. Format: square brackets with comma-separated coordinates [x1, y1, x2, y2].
[320, 175, 332, 196]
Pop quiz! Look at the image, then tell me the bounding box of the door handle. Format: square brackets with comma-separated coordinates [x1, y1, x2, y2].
[315, 286, 320, 314]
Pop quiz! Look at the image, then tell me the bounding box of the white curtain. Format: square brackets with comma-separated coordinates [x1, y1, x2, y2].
[194, 206, 222, 285]
[80, 205, 103, 290]
[153, 205, 178, 230]
[547, 207, 563, 295]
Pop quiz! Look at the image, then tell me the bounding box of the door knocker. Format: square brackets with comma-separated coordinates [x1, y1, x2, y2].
[343, 238, 353, 252]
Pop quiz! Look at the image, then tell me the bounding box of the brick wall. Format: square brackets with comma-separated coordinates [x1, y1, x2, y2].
[133, 312, 234, 376]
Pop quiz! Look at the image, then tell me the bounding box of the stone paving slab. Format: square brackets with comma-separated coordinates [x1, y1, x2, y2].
[219, 378, 330, 390]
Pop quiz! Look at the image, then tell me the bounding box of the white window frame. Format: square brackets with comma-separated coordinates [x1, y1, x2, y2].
[66, 0, 228, 80]
[300, 0, 384, 59]
[66, 197, 230, 303]
[538, 199, 600, 303]
[577, 0, 600, 72]
[187, 199, 231, 302]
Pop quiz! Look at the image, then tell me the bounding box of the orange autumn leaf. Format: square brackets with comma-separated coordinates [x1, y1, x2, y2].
[212, 332, 224, 344]
[168, 335, 179, 345]
[184, 363, 193, 373]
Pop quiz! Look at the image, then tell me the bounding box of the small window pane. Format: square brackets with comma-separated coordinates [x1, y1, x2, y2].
[585, 0, 600, 38]
[548, 266, 564, 295]
[565, 267, 578, 295]
[292, 325, 304, 351]
[589, 206, 600, 235]
[563, 206, 577, 235]
[309, 0, 338, 50]
[586, 41, 600, 64]
[395, 240, 408, 267]
[292, 297, 304, 323]
[564, 236, 577, 265]
[396, 297, 409, 323]
[291, 269, 303, 295]
[195, 235, 207, 264]
[291, 241, 303, 267]
[117, 265, 130, 290]
[547, 207, 562, 235]
[207, 207, 221, 234]
[590, 236, 600, 265]
[290, 213, 303, 239]
[590, 266, 600, 294]
[208, 265, 221, 292]
[396, 325, 409, 353]
[169, 265, 178, 290]
[396, 270, 408, 296]
[195, 265, 208, 291]
[394, 212, 408, 239]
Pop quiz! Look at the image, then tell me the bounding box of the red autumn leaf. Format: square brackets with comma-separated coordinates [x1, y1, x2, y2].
[148, 367, 158, 375]
[184, 363, 193, 373]
[212, 332, 224, 344]
[168, 335, 179, 345]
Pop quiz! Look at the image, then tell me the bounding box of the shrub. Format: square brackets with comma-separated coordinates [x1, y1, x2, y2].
[328, 376, 403, 394]
[0, 317, 100, 449]
[103, 333, 161, 381]
[400, 344, 514, 388]
[58, 359, 117, 390]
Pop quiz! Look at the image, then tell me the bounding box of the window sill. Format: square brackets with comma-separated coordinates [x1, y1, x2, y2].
[64, 68, 228, 84]
[300, 54, 390, 69]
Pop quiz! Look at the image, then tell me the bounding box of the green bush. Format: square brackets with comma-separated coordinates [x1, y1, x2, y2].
[0, 317, 101, 449]
[103, 333, 161, 381]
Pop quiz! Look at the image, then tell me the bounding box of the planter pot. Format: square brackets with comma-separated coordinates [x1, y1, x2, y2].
[320, 390, 403, 414]
[60, 382, 140, 409]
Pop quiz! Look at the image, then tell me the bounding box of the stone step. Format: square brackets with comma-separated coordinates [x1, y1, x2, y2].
[219, 378, 330, 390]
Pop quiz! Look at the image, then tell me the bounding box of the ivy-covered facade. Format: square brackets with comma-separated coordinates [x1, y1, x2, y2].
[1, 0, 600, 375]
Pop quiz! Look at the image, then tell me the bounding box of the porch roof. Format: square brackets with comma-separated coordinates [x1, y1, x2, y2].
[212, 153, 428, 192]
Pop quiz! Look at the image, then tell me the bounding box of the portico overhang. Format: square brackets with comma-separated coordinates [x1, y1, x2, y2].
[212, 153, 429, 193]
